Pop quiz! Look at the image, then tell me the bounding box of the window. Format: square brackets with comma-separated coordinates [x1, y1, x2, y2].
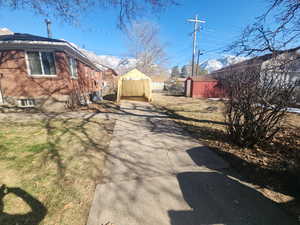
[19, 99, 36, 107]
[27, 51, 56, 75]
[68, 57, 78, 78]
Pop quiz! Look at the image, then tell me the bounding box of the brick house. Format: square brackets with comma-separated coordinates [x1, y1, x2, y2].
[0, 32, 105, 111]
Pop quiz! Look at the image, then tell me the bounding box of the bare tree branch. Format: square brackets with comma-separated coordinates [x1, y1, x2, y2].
[228, 0, 300, 56]
[0, 0, 177, 28]
[126, 21, 169, 75]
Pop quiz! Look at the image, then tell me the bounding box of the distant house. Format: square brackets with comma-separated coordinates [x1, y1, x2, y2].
[0, 32, 108, 111]
[102, 68, 118, 96]
[185, 75, 226, 98]
[165, 77, 186, 96]
[149, 75, 168, 92]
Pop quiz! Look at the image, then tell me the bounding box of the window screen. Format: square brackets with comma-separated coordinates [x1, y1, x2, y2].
[69, 57, 78, 78]
[27, 51, 56, 75]
[41, 52, 56, 75]
[27, 52, 42, 75]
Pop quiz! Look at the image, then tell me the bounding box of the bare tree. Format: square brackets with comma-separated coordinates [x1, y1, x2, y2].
[1, 0, 177, 27]
[221, 63, 296, 147]
[228, 0, 300, 56]
[126, 21, 168, 75]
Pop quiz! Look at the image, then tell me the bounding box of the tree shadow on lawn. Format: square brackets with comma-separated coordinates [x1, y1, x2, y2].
[0, 185, 47, 225]
[154, 104, 227, 126]
[39, 112, 115, 181]
[0, 110, 116, 225]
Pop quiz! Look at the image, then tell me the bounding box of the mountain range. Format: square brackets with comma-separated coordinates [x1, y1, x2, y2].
[76, 43, 248, 75]
[200, 55, 248, 73]
[74, 46, 137, 74]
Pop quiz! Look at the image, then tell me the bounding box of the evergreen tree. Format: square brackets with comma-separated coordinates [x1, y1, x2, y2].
[171, 66, 181, 77]
[195, 66, 208, 76]
[180, 65, 189, 78]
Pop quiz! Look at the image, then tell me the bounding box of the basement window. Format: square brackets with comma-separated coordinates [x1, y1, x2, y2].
[19, 99, 36, 107]
[26, 51, 56, 76]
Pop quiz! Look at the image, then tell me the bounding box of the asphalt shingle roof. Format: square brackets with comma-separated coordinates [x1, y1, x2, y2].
[0, 33, 66, 43]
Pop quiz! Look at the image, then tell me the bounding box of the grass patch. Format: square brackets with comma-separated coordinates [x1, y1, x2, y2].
[0, 114, 115, 225]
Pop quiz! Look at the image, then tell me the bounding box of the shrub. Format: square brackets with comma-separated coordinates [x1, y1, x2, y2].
[221, 67, 296, 147]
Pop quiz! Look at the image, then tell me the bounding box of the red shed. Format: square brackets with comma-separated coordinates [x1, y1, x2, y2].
[185, 75, 225, 98]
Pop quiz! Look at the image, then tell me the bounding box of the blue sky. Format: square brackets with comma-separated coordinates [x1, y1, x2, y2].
[0, 0, 269, 67]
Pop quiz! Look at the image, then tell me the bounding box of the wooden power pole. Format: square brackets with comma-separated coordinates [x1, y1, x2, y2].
[187, 15, 205, 77]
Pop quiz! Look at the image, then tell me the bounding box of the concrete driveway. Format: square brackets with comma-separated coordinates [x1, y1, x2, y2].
[87, 101, 298, 225]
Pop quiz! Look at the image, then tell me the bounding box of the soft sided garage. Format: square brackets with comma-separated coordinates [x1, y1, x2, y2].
[117, 69, 152, 102]
[185, 75, 225, 98]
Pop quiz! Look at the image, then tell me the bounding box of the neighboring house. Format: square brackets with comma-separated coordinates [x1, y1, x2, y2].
[211, 47, 300, 82]
[102, 68, 118, 96]
[150, 75, 168, 92]
[0, 32, 104, 111]
[185, 75, 226, 98]
[210, 47, 300, 102]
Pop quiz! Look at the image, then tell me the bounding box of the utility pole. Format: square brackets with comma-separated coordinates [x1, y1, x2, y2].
[187, 15, 205, 77]
[195, 50, 203, 76]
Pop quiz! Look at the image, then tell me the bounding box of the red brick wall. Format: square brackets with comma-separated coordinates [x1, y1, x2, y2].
[0, 50, 102, 101]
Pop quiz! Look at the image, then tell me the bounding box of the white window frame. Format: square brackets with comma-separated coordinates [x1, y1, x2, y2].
[68, 57, 78, 79]
[18, 99, 36, 107]
[25, 50, 57, 77]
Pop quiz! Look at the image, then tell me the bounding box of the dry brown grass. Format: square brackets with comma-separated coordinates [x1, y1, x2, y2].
[152, 92, 300, 220]
[0, 114, 115, 225]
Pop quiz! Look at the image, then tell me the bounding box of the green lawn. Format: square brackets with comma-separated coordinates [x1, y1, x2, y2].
[0, 115, 115, 225]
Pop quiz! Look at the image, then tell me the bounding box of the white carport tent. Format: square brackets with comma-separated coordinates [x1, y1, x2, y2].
[117, 69, 152, 102]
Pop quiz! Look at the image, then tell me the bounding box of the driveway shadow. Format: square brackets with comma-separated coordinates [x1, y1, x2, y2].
[0, 185, 47, 225]
[169, 147, 299, 225]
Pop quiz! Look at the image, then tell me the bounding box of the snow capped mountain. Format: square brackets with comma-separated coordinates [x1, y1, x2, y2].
[66, 41, 137, 74]
[0, 27, 13, 35]
[78, 48, 137, 74]
[200, 59, 224, 73]
[201, 55, 248, 73]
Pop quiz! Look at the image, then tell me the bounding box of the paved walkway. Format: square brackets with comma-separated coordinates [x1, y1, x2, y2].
[87, 101, 298, 225]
